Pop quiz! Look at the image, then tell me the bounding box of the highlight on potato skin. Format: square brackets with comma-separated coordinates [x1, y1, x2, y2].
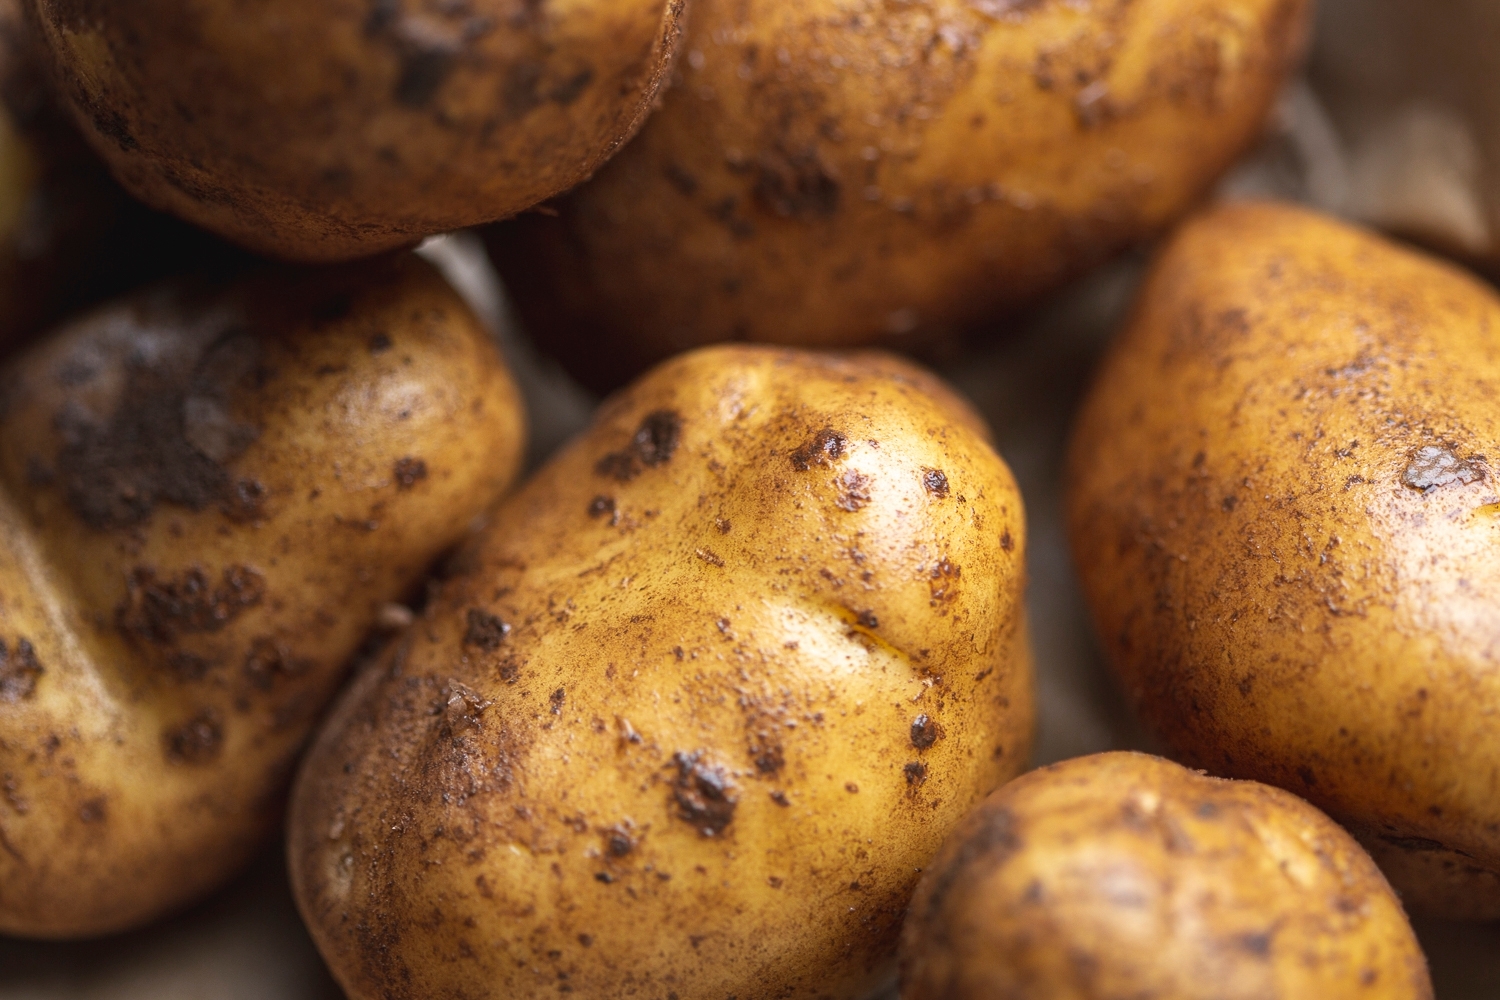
[23, 0, 688, 262]
[0, 254, 526, 938]
[1066, 200, 1500, 919]
[486, 0, 1311, 392]
[900, 752, 1434, 1000]
[289, 345, 1034, 1000]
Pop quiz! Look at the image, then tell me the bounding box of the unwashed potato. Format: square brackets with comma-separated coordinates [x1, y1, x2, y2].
[290, 346, 1034, 1000]
[24, 0, 687, 262]
[0, 0, 234, 354]
[486, 0, 1310, 391]
[1067, 201, 1500, 918]
[0, 253, 526, 938]
[900, 752, 1434, 1000]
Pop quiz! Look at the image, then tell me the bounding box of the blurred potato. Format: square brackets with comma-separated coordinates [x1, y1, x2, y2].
[290, 346, 1034, 1000]
[901, 752, 1434, 1000]
[24, 0, 687, 261]
[486, 0, 1310, 391]
[0, 253, 526, 938]
[1068, 201, 1500, 919]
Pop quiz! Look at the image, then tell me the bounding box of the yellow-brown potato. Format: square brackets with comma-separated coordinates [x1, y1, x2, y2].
[23, 0, 687, 262]
[1067, 201, 1500, 918]
[485, 0, 1310, 391]
[0, 253, 525, 938]
[0, 0, 235, 354]
[900, 752, 1434, 1000]
[289, 346, 1034, 1000]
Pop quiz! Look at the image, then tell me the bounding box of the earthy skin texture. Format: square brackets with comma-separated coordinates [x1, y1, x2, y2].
[0, 0, 235, 355]
[900, 752, 1434, 1000]
[24, 0, 687, 262]
[485, 0, 1310, 392]
[0, 254, 526, 938]
[1067, 202, 1500, 919]
[290, 346, 1034, 1000]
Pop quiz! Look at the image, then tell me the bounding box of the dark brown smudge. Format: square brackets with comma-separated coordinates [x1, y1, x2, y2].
[117, 565, 265, 646]
[0, 638, 43, 702]
[790, 428, 847, 471]
[596, 410, 682, 482]
[910, 714, 943, 750]
[463, 609, 510, 651]
[671, 751, 738, 837]
[164, 708, 223, 763]
[393, 456, 428, 489]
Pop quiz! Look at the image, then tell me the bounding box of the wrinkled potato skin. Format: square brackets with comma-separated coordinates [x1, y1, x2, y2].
[0, 255, 525, 938]
[290, 346, 1034, 1000]
[0, 0, 233, 353]
[486, 0, 1309, 392]
[900, 752, 1433, 1000]
[1067, 202, 1500, 918]
[24, 0, 686, 262]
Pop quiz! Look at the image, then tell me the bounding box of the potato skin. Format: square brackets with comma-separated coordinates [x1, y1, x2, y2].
[0, 254, 525, 938]
[289, 346, 1034, 1000]
[23, 0, 686, 262]
[900, 752, 1433, 1000]
[0, 0, 234, 354]
[486, 0, 1309, 392]
[1066, 201, 1500, 918]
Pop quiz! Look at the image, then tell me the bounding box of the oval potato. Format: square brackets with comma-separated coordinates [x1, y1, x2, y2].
[0, 254, 525, 937]
[901, 752, 1433, 1000]
[1067, 200, 1500, 918]
[290, 346, 1034, 1000]
[486, 0, 1309, 391]
[24, 0, 687, 262]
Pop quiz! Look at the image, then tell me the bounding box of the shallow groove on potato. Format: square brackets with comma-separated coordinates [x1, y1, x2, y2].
[0, 253, 525, 938]
[289, 345, 1034, 1000]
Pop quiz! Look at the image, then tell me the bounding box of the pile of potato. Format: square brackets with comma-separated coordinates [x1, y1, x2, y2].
[0, 0, 1496, 997]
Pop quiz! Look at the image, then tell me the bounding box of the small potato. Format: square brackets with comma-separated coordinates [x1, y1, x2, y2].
[24, 0, 687, 261]
[1067, 201, 1500, 918]
[0, 254, 525, 938]
[900, 752, 1434, 1000]
[289, 346, 1034, 1000]
[486, 0, 1309, 391]
[0, 0, 232, 353]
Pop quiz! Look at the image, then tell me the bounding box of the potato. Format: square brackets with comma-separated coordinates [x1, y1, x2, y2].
[1067, 201, 1500, 918]
[485, 0, 1310, 391]
[289, 346, 1033, 1000]
[23, 0, 687, 262]
[0, 253, 525, 938]
[0, 0, 233, 353]
[900, 752, 1434, 1000]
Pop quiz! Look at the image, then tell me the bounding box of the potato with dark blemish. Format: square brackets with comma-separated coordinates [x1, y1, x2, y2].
[23, 0, 687, 262]
[1067, 201, 1500, 918]
[289, 345, 1033, 1000]
[484, 0, 1310, 391]
[0, 252, 525, 938]
[901, 752, 1433, 1000]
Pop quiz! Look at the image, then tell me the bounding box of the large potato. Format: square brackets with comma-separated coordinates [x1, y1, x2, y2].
[24, 0, 687, 262]
[901, 752, 1433, 1000]
[0, 254, 525, 938]
[0, 0, 232, 353]
[486, 0, 1310, 391]
[1067, 201, 1500, 918]
[289, 346, 1034, 1000]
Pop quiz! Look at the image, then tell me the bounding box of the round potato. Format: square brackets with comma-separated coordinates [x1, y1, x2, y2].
[900, 752, 1433, 1000]
[0, 0, 233, 353]
[485, 0, 1310, 391]
[1067, 201, 1500, 918]
[289, 346, 1034, 1000]
[0, 254, 526, 938]
[24, 0, 687, 262]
